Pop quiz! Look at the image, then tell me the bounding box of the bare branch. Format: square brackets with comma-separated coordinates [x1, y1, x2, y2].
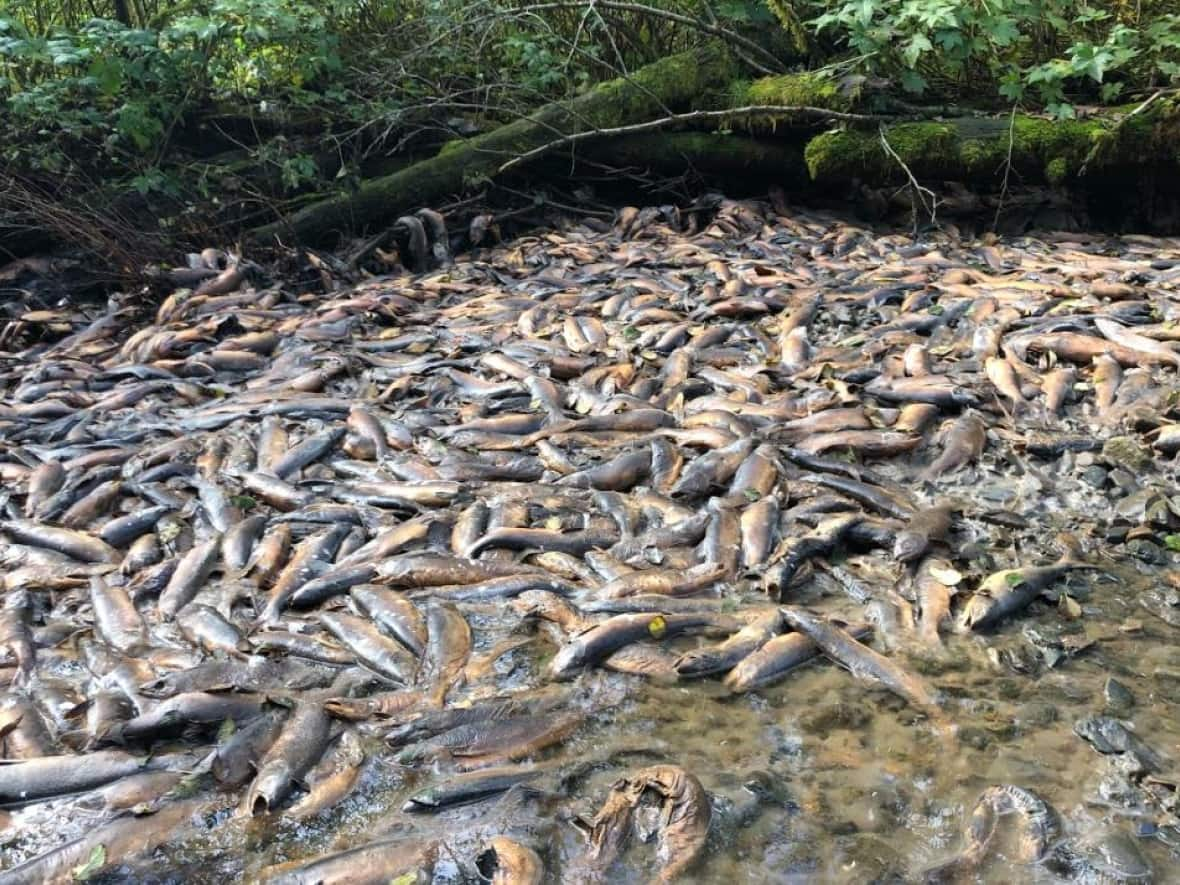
[992, 104, 1017, 231]
[878, 124, 940, 234]
[506, 1, 784, 74]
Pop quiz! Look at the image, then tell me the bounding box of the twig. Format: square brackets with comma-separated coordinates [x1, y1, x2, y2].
[505, 1, 784, 74]
[992, 103, 1017, 231]
[1079, 88, 1164, 177]
[878, 124, 940, 234]
[498, 105, 896, 174]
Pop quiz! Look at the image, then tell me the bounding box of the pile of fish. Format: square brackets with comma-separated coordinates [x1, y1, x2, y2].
[2, 198, 1180, 882]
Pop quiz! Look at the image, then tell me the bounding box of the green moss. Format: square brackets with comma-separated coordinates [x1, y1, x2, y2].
[804, 123, 958, 183]
[801, 111, 1176, 189]
[745, 72, 850, 111]
[1045, 156, 1069, 185]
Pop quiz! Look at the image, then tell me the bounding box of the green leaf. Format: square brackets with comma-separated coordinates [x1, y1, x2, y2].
[72, 845, 106, 881]
[1164, 534, 1180, 551]
[1100, 81, 1125, 103]
[230, 495, 256, 510]
[743, 488, 761, 502]
[903, 33, 933, 67]
[87, 56, 123, 96]
[1004, 571, 1025, 586]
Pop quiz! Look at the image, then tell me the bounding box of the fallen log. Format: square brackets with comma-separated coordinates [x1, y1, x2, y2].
[247, 60, 1180, 246]
[247, 45, 740, 247]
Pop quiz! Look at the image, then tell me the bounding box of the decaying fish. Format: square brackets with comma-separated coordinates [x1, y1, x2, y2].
[923, 785, 1060, 881]
[1, 191, 1178, 884]
[957, 555, 1101, 632]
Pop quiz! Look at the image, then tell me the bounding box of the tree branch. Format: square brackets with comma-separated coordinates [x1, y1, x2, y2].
[507, 0, 785, 75]
[498, 105, 896, 174]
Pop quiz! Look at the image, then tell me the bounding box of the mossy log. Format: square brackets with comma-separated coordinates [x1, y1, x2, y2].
[247, 45, 739, 247]
[802, 111, 1180, 190]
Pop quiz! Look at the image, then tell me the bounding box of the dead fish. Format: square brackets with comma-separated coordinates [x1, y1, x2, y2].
[798, 430, 920, 458]
[985, 355, 1027, 412]
[674, 608, 783, 678]
[671, 438, 753, 498]
[724, 622, 871, 692]
[1094, 317, 1180, 368]
[0, 797, 223, 884]
[0, 749, 187, 802]
[570, 764, 710, 883]
[158, 536, 222, 618]
[176, 604, 251, 656]
[257, 838, 438, 885]
[923, 785, 1059, 881]
[864, 374, 979, 408]
[1092, 352, 1122, 418]
[739, 497, 780, 570]
[549, 611, 702, 678]
[271, 426, 346, 478]
[601, 563, 726, 599]
[780, 607, 941, 717]
[213, 708, 287, 788]
[957, 555, 1100, 632]
[922, 412, 987, 479]
[320, 611, 418, 684]
[466, 527, 619, 558]
[1042, 365, 1076, 417]
[398, 712, 582, 768]
[244, 701, 332, 815]
[764, 514, 862, 600]
[913, 557, 961, 645]
[90, 576, 148, 653]
[625, 764, 711, 881]
[403, 766, 547, 813]
[893, 503, 954, 563]
[477, 836, 545, 885]
[0, 520, 117, 563]
[114, 691, 266, 743]
[421, 603, 471, 706]
[350, 585, 427, 655]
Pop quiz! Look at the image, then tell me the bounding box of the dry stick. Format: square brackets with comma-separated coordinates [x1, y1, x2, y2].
[992, 104, 1018, 232]
[1078, 88, 1164, 177]
[878, 124, 940, 234]
[497, 105, 892, 174]
[506, 0, 784, 74]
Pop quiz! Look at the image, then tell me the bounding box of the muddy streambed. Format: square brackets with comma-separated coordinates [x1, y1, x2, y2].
[2, 201, 1180, 883]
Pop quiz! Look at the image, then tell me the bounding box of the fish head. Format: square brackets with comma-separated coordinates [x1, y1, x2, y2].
[892, 531, 926, 563]
[245, 760, 292, 816]
[955, 595, 992, 632]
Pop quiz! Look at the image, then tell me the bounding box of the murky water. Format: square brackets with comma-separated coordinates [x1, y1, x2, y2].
[39, 552, 1180, 883]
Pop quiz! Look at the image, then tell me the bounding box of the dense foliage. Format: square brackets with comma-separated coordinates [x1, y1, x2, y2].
[1, 0, 1177, 263]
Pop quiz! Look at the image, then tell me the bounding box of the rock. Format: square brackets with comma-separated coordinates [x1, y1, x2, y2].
[1102, 437, 1153, 472]
[1104, 677, 1135, 716]
[1081, 465, 1108, 488]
